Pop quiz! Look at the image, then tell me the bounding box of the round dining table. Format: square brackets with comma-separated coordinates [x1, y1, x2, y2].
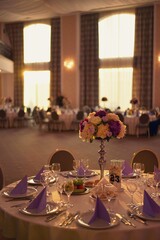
[124, 115, 156, 135]
[0, 172, 160, 240]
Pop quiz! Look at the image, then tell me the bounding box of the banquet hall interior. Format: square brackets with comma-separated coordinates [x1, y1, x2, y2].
[0, 1, 160, 239]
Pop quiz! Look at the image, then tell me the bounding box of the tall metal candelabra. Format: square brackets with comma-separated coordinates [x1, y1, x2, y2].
[98, 139, 106, 179]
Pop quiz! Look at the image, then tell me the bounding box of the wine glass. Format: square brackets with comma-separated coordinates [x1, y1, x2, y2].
[147, 175, 159, 198]
[81, 159, 89, 179]
[126, 179, 137, 207]
[40, 171, 51, 196]
[63, 179, 74, 207]
[133, 163, 142, 179]
[104, 183, 115, 213]
[56, 180, 65, 206]
[73, 159, 80, 177]
[52, 163, 61, 181]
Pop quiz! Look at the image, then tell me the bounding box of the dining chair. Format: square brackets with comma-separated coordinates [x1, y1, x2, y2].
[71, 110, 84, 131]
[131, 149, 159, 173]
[37, 109, 50, 131]
[0, 109, 8, 128]
[13, 109, 26, 128]
[116, 112, 124, 123]
[135, 113, 150, 138]
[50, 111, 65, 131]
[49, 149, 75, 171]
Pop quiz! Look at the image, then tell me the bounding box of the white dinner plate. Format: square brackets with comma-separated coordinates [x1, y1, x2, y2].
[27, 176, 55, 185]
[2, 186, 38, 198]
[133, 206, 160, 221]
[68, 170, 98, 178]
[77, 211, 120, 229]
[19, 202, 59, 216]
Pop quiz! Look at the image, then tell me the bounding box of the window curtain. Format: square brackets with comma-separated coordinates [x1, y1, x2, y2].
[80, 13, 99, 109]
[133, 6, 153, 109]
[50, 18, 61, 101]
[6, 23, 24, 107]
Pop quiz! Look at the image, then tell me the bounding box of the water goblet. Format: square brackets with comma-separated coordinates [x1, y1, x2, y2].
[81, 159, 89, 179]
[133, 163, 142, 179]
[63, 179, 74, 208]
[73, 159, 80, 177]
[52, 163, 61, 181]
[56, 180, 65, 206]
[40, 171, 51, 196]
[126, 179, 137, 207]
[104, 183, 115, 213]
[147, 175, 160, 198]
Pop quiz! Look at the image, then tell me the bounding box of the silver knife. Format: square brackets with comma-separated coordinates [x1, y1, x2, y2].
[127, 210, 147, 225]
[116, 213, 136, 227]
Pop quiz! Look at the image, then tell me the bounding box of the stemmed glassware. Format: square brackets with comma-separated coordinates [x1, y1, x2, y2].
[52, 163, 61, 182]
[126, 179, 137, 207]
[81, 159, 89, 179]
[104, 183, 115, 213]
[40, 171, 51, 196]
[63, 179, 74, 207]
[56, 180, 65, 206]
[73, 159, 80, 177]
[133, 163, 142, 179]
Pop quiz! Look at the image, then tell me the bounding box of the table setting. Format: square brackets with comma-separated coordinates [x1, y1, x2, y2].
[1, 166, 160, 240]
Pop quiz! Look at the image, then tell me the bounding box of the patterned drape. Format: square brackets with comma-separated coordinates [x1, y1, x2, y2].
[133, 6, 153, 110]
[6, 23, 24, 107]
[80, 13, 99, 109]
[50, 18, 61, 101]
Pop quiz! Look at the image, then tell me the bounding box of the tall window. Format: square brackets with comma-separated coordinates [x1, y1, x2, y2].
[23, 23, 51, 110]
[99, 13, 135, 111]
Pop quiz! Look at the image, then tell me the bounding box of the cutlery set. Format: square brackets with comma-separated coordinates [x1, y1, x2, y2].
[127, 210, 147, 225]
[116, 213, 136, 227]
[59, 211, 80, 227]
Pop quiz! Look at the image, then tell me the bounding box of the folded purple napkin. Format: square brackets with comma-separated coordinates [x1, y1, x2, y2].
[77, 166, 85, 176]
[10, 175, 28, 196]
[34, 166, 44, 181]
[154, 166, 160, 182]
[122, 160, 133, 176]
[88, 197, 111, 224]
[26, 187, 47, 213]
[142, 190, 160, 217]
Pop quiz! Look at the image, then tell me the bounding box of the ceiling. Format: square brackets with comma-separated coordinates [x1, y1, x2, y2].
[0, 0, 160, 23]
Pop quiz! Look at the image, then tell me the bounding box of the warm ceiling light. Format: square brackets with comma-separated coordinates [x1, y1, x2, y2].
[64, 58, 74, 69]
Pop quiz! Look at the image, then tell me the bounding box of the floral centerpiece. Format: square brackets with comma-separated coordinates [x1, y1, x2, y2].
[79, 110, 126, 179]
[79, 110, 126, 142]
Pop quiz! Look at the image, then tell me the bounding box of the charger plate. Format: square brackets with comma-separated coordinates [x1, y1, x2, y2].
[77, 211, 120, 229]
[133, 206, 160, 221]
[2, 186, 37, 199]
[27, 176, 55, 185]
[19, 202, 59, 216]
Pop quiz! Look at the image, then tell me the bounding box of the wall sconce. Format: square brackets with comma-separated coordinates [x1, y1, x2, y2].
[158, 55, 160, 62]
[64, 58, 74, 70]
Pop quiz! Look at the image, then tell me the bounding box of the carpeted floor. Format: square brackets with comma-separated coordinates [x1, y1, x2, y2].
[0, 126, 159, 185]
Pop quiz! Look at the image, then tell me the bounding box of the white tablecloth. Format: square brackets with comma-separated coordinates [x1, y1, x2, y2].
[124, 115, 156, 135]
[0, 173, 160, 240]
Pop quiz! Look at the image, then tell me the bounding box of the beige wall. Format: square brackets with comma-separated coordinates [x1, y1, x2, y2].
[61, 15, 80, 109]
